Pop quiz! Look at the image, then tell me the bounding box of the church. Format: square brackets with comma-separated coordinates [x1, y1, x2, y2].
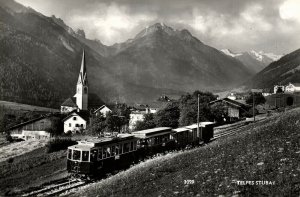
[61, 50, 90, 133]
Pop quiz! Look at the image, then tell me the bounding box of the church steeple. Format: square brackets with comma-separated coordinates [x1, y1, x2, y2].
[77, 50, 88, 86]
[75, 50, 88, 111]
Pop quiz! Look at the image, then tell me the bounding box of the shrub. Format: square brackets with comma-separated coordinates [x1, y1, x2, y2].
[45, 137, 76, 153]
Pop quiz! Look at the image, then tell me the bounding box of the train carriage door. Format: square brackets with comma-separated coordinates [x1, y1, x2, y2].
[67, 148, 72, 159]
[91, 149, 98, 162]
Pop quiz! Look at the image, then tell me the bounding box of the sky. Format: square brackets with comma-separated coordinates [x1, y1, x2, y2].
[15, 0, 300, 54]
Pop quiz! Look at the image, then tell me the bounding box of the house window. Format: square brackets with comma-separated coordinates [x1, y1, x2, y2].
[69, 123, 71, 127]
[73, 117, 77, 120]
[75, 124, 79, 127]
[81, 124, 84, 127]
[84, 87, 88, 94]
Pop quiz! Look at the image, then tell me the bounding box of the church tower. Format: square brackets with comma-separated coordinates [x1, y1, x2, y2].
[74, 50, 88, 111]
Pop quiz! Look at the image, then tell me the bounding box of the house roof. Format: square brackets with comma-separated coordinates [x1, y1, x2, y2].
[7, 114, 53, 131]
[93, 105, 112, 113]
[63, 110, 89, 122]
[61, 97, 78, 107]
[209, 98, 251, 108]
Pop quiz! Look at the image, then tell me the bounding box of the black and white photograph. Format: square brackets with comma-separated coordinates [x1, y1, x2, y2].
[0, 0, 300, 196]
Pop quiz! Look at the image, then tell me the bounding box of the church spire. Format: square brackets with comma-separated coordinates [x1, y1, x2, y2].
[77, 50, 88, 86]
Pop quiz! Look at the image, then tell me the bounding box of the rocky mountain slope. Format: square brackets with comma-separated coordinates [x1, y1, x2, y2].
[107, 23, 253, 94]
[221, 49, 282, 73]
[0, 0, 254, 107]
[248, 48, 300, 89]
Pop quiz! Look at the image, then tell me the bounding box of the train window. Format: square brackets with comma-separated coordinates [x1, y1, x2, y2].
[123, 143, 130, 153]
[115, 145, 120, 155]
[112, 146, 116, 156]
[68, 149, 72, 159]
[130, 141, 133, 151]
[103, 147, 107, 159]
[106, 147, 111, 157]
[73, 150, 81, 160]
[82, 151, 89, 162]
[98, 148, 102, 160]
[91, 149, 98, 162]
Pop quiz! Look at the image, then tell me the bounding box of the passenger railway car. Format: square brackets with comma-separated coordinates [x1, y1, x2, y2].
[131, 127, 175, 155]
[67, 134, 138, 178]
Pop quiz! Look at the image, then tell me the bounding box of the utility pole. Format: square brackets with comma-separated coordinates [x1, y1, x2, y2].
[251, 89, 262, 122]
[197, 94, 200, 142]
[253, 92, 255, 122]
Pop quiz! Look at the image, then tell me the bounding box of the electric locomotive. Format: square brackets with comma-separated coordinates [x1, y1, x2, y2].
[67, 134, 138, 178]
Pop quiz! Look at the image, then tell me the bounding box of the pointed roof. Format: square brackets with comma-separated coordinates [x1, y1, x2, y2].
[77, 50, 88, 86]
[61, 97, 78, 107]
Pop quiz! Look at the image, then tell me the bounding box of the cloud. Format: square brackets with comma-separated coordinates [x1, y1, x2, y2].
[14, 0, 300, 54]
[279, 0, 300, 22]
[67, 3, 157, 44]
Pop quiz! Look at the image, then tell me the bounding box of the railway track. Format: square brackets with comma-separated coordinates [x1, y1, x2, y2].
[22, 178, 86, 197]
[212, 119, 265, 140]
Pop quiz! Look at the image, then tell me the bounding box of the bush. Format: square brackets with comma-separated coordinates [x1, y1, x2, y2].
[45, 137, 76, 153]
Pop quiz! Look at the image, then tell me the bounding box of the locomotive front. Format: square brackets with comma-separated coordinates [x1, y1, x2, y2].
[67, 144, 94, 177]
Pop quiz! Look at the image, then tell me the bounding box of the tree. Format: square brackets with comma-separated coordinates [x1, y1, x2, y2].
[154, 102, 180, 128]
[45, 116, 64, 136]
[134, 113, 156, 131]
[246, 93, 266, 105]
[179, 91, 216, 126]
[210, 102, 229, 123]
[87, 114, 107, 136]
[106, 112, 123, 133]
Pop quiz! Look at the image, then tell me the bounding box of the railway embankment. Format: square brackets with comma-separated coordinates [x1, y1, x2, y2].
[67, 108, 300, 197]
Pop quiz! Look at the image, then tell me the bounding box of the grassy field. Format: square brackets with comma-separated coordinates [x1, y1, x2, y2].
[0, 100, 59, 112]
[0, 146, 67, 195]
[0, 139, 47, 162]
[68, 108, 300, 197]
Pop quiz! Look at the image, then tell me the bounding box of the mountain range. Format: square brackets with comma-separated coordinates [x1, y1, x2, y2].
[0, 0, 275, 108]
[248, 48, 300, 89]
[221, 49, 282, 73]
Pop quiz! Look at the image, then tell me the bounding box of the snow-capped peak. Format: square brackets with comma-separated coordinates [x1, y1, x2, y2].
[248, 50, 282, 62]
[249, 50, 263, 61]
[221, 49, 242, 57]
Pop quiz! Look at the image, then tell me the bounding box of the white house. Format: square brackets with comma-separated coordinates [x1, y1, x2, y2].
[285, 82, 300, 93]
[63, 111, 87, 134]
[93, 105, 112, 117]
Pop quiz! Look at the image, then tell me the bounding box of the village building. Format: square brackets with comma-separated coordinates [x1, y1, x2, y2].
[93, 105, 112, 117]
[209, 98, 251, 121]
[128, 102, 168, 131]
[285, 82, 300, 93]
[63, 111, 89, 134]
[61, 50, 88, 113]
[7, 115, 55, 140]
[61, 98, 78, 114]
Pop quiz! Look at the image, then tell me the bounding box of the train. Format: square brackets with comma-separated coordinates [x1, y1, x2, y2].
[67, 122, 215, 178]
